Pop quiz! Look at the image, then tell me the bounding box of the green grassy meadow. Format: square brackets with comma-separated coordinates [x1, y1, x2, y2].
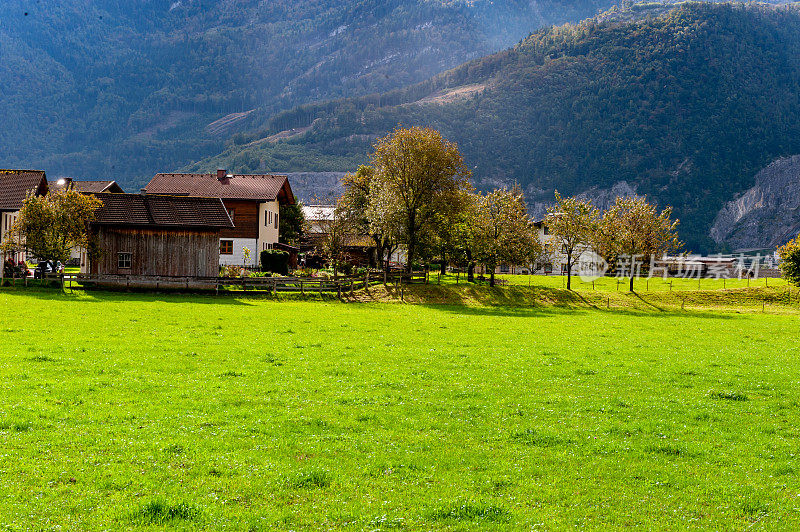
[1, 283, 800, 529]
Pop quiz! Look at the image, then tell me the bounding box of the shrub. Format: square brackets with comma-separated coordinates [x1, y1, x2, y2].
[260, 250, 289, 275]
[778, 234, 800, 286]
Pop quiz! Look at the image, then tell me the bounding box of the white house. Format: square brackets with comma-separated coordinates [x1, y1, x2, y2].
[0, 169, 48, 263]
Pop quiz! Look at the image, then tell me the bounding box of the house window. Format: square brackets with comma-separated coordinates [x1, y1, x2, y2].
[228, 209, 235, 224]
[274, 211, 278, 229]
[269, 211, 273, 225]
[220, 240, 234, 255]
[543, 226, 550, 235]
[117, 252, 132, 269]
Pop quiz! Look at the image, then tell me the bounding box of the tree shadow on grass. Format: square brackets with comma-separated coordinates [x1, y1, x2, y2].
[408, 285, 740, 320]
[0, 286, 255, 305]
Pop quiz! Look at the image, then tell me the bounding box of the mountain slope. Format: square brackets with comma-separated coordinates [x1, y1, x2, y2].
[192, 1, 800, 251]
[0, 0, 613, 184]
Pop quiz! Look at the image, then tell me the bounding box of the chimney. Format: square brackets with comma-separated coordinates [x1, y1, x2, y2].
[217, 169, 227, 180]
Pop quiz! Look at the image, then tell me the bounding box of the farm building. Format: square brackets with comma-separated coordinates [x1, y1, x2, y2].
[301, 204, 383, 267]
[142, 170, 295, 267]
[50, 178, 124, 193]
[84, 193, 233, 277]
[0, 169, 48, 263]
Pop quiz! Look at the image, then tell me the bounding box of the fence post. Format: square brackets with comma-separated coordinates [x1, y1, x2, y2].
[301, 281, 304, 295]
[350, 279, 354, 297]
[337, 281, 341, 300]
[400, 278, 404, 301]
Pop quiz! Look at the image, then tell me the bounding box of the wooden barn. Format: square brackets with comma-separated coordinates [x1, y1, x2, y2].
[86, 193, 233, 277]
[142, 170, 295, 267]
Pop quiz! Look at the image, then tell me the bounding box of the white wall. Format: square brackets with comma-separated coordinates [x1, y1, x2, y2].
[219, 238, 258, 266]
[257, 200, 279, 252]
[1, 211, 25, 262]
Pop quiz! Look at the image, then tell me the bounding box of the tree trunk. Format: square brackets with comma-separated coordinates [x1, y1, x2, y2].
[629, 274, 635, 292]
[490, 269, 495, 287]
[566, 252, 572, 290]
[440, 257, 446, 276]
[466, 249, 475, 282]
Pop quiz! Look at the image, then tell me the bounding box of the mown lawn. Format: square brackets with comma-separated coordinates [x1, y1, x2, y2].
[1, 287, 799, 529]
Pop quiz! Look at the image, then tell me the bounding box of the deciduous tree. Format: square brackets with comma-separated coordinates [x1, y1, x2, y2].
[545, 192, 599, 290]
[1, 190, 101, 267]
[321, 201, 353, 279]
[340, 165, 397, 268]
[778, 234, 800, 286]
[472, 187, 542, 287]
[602, 196, 682, 292]
[369, 126, 472, 272]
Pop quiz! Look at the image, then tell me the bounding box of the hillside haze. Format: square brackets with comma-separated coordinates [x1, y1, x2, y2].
[0, 0, 613, 184]
[193, 2, 800, 252]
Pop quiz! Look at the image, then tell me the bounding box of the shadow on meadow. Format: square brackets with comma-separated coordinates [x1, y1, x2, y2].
[366, 283, 744, 320]
[0, 286, 255, 306]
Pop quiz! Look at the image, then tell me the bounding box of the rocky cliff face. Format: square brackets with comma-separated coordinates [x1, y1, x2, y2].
[710, 156, 800, 250]
[284, 172, 346, 204]
[528, 181, 638, 220]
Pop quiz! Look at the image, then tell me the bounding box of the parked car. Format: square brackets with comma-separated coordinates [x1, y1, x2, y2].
[33, 260, 63, 279]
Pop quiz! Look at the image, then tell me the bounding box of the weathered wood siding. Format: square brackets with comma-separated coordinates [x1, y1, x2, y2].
[92, 227, 220, 277]
[220, 200, 258, 239]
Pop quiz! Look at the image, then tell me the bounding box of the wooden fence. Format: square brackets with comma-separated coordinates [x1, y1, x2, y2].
[50, 270, 427, 295]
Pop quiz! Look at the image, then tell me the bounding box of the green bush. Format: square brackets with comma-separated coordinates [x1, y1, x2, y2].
[778, 234, 800, 286]
[260, 250, 289, 275]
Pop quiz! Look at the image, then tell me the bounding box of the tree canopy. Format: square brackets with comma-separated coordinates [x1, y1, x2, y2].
[1, 190, 102, 266]
[778, 234, 800, 286]
[368, 126, 472, 272]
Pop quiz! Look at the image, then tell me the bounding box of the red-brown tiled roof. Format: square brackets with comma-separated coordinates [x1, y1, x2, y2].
[143, 172, 294, 203]
[0, 169, 47, 211]
[92, 193, 233, 229]
[50, 179, 124, 193]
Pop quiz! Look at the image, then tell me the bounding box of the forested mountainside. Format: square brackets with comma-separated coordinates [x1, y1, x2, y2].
[192, 2, 800, 252]
[0, 0, 613, 184]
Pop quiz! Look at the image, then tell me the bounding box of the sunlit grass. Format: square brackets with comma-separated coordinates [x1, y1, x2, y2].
[0, 286, 799, 529]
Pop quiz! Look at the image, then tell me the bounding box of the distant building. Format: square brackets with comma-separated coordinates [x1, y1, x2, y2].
[85, 193, 233, 277]
[0, 169, 48, 263]
[489, 220, 596, 276]
[49, 178, 124, 194]
[301, 204, 385, 267]
[143, 170, 295, 267]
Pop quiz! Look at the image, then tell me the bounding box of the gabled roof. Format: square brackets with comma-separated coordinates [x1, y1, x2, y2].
[302, 204, 335, 222]
[50, 179, 124, 194]
[143, 171, 295, 204]
[0, 169, 47, 211]
[92, 193, 233, 229]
